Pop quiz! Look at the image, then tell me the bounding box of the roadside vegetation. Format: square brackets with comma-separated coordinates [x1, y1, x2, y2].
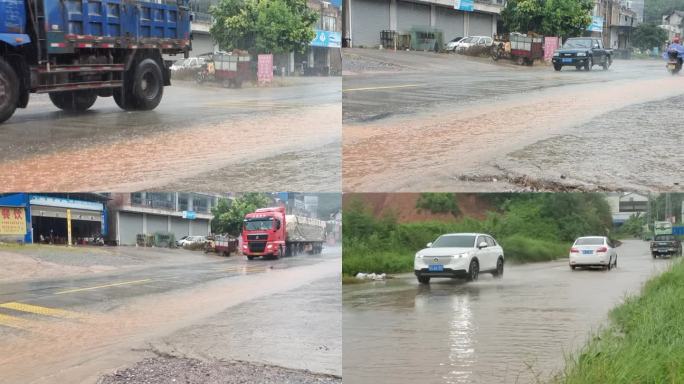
[556, 259, 684, 383]
[343, 194, 612, 277]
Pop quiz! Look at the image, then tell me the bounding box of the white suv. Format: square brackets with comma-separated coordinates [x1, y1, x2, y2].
[414, 233, 504, 284]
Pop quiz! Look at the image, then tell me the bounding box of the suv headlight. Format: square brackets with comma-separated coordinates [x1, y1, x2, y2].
[576, 52, 587, 57]
[453, 252, 471, 259]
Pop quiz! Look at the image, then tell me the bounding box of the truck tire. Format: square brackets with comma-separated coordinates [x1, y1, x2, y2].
[0, 58, 19, 124]
[585, 57, 593, 71]
[131, 59, 164, 110]
[113, 87, 135, 110]
[49, 91, 97, 112]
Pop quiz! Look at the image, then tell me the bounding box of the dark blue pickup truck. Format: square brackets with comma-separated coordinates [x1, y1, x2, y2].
[552, 37, 612, 72]
[0, 0, 192, 123]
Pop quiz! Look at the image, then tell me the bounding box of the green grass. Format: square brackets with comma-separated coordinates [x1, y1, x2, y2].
[556, 259, 684, 383]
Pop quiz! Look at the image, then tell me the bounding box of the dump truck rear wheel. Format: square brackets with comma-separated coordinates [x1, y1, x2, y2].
[49, 91, 97, 112]
[0, 58, 19, 124]
[131, 58, 164, 110]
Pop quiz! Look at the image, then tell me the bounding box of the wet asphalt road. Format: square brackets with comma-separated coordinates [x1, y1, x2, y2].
[342, 49, 684, 192]
[343, 240, 672, 384]
[0, 247, 341, 384]
[0, 77, 340, 192]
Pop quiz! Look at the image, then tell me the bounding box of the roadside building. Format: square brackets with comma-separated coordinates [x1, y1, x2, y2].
[0, 193, 108, 244]
[107, 193, 216, 246]
[606, 192, 649, 226]
[343, 0, 504, 49]
[591, 0, 637, 51]
[189, 0, 218, 55]
[661, 10, 684, 42]
[300, 0, 342, 75]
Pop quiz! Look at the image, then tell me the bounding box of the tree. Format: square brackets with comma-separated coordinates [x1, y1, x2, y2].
[644, 0, 684, 23]
[501, 0, 592, 37]
[632, 23, 669, 50]
[542, 0, 593, 38]
[211, 193, 272, 235]
[210, 0, 317, 54]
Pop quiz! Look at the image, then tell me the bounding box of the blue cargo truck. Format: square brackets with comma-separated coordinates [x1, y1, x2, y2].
[0, 0, 191, 123]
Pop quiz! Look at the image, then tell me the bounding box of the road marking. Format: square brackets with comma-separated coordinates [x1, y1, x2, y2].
[0, 313, 40, 330]
[0, 302, 79, 319]
[342, 84, 424, 92]
[221, 266, 268, 273]
[54, 279, 153, 295]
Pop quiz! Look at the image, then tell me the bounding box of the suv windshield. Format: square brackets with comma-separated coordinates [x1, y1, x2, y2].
[575, 237, 605, 246]
[655, 235, 676, 241]
[563, 39, 592, 49]
[244, 218, 273, 231]
[431, 235, 476, 248]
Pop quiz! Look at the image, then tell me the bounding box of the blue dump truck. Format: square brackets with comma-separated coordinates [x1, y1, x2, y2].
[0, 0, 191, 123]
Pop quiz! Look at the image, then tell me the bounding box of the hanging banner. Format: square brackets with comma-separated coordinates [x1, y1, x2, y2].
[257, 54, 273, 85]
[587, 16, 604, 32]
[0, 207, 26, 235]
[454, 0, 474, 12]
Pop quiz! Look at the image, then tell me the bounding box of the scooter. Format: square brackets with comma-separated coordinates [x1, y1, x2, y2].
[664, 44, 684, 75]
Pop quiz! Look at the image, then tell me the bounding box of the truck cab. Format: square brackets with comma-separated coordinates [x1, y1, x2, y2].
[242, 207, 287, 260]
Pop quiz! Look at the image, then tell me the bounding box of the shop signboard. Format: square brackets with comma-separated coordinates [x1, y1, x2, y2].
[0, 207, 26, 235]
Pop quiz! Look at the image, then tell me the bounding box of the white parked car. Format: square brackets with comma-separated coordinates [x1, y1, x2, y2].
[569, 236, 618, 270]
[445, 37, 464, 52]
[455, 36, 493, 55]
[178, 235, 207, 247]
[170, 57, 206, 73]
[414, 233, 504, 284]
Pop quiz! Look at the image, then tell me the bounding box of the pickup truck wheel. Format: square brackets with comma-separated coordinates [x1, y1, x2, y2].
[0, 58, 19, 124]
[652, 252, 657, 259]
[247, 256, 255, 260]
[602, 58, 610, 70]
[467, 259, 479, 282]
[553, 64, 562, 71]
[417, 275, 430, 284]
[49, 91, 97, 112]
[131, 59, 164, 110]
[585, 57, 593, 71]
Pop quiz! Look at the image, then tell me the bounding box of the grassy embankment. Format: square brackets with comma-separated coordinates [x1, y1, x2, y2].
[343, 194, 612, 278]
[557, 259, 684, 383]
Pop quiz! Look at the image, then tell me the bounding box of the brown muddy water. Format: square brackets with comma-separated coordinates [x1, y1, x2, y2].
[342, 240, 671, 384]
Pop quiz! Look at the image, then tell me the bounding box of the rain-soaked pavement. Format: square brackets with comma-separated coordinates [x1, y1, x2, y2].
[343, 49, 684, 192]
[0, 246, 341, 383]
[343, 240, 671, 384]
[0, 77, 340, 192]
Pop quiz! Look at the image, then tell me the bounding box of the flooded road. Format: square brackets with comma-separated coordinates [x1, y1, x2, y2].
[343, 240, 671, 384]
[0, 77, 340, 192]
[0, 247, 341, 383]
[343, 49, 684, 192]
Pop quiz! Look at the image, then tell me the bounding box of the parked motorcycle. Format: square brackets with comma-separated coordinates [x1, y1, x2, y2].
[664, 43, 684, 75]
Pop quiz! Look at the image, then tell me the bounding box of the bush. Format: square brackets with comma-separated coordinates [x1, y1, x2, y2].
[415, 193, 460, 216]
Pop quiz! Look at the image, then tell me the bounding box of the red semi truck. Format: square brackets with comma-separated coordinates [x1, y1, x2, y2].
[242, 207, 325, 260]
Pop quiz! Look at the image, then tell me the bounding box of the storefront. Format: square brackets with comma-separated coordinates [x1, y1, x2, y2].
[0, 193, 107, 245]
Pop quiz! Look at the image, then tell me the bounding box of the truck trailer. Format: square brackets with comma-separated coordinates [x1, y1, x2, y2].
[0, 0, 191, 123]
[242, 207, 325, 260]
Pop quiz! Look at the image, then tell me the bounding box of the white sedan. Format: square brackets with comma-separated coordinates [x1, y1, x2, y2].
[414, 233, 504, 284]
[569, 236, 618, 270]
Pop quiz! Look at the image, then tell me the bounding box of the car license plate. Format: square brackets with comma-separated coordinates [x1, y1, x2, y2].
[429, 264, 444, 272]
[582, 250, 593, 255]
[562, 58, 573, 63]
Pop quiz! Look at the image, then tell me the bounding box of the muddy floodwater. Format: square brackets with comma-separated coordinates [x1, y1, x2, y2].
[343, 240, 670, 384]
[343, 50, 684, 192]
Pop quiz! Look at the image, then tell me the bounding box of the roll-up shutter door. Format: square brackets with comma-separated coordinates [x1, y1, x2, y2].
[397, 1, 430, 31]
[350, 0, 390, 47]
[119, 212, 143, 245]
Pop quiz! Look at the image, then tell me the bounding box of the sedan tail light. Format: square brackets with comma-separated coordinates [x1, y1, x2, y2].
[597, 246, 608, 253]
[570, 247, 579, 253]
